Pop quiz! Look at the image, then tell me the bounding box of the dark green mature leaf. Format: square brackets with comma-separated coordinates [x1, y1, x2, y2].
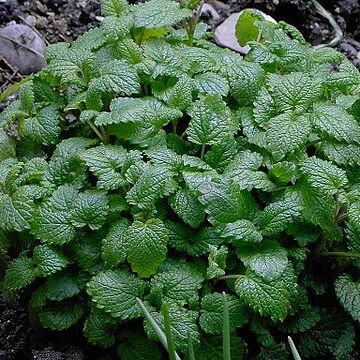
[87, 269, 146, 319]
[206, 245, 228, 279]
[144, 304, 200, 352]
[4, 257, 37, 290]
[123, 219, 168, 277]
[335, 274, 360, 322]
[33, 244, 69, 277]
[221, 219, 263, 243]
[200, 293, 248, 334]
[235, 272, 290, 322]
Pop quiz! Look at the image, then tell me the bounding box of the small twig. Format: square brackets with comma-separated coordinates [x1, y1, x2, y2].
[311, 0, 343, 48]
[86, 119, 104, 143]
[200, 143, 206, 160]
[217, 274, 241, 281]
[0, 34, 45, 58]
[15, 15, 50, 45]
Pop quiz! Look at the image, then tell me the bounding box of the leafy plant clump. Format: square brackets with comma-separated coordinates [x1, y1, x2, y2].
[1, 0, 360, 358]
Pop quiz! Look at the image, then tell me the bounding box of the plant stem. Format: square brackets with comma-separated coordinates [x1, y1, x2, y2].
[172, 120, 178, 134]
[86, 119, 104, 143]
[222, 292, 231, 360]
[288, 336, 302, 360]
[218, 274, 241, 281]
[100, 125, 109, 144]
[200, 143, 206, 160]
[187, 332, 195, 360]
[161, 303, 176, 360]
[321, 251, 360, 259]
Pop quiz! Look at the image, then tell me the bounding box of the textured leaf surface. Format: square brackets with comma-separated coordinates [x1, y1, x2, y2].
[87, 269, 146, 319]
[200, 293, 248, 334]
[4, 257, 37, 290]
[123, 219, 168, 277]
[221, 219, 263, 243]
[33, 244, 69, 277]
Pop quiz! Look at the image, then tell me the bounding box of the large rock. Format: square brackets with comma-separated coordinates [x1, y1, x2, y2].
[0, 22, 46, 74]
[214, 10, 277, 54]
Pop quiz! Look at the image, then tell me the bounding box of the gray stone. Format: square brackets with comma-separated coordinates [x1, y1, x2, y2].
[201, 3, 221, 21]
[214, 10, 277, 54]
[0, 22, 46, 74]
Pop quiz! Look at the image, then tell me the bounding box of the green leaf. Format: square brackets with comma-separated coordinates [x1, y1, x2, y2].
[301, 156, 348, 195]
[95, 97, 182, 126]
[118, 331, 162, 360]
[19, 105, 61, 146]
[265, 112, 311, 157]
[101, 218, 129, 269]
[312, 102, 360, 144]
[83, 309, 117, 348]
[31, 185, 78, 244]
[87, 269, 146, 319]
[224, 151, 275, 191]
[101, 13, 134, 40]
[321, 141, 360, 167]
[126, 166, 174, 210]
[4, 257, 37, 290]
[70, 190, 109, 230]
[206, 245, 228, 279]
[235, 272, 290, 322]
[144, 304, 200, 352]
[235, 9, 261, 46]
[170, 187, 205, 228]
[220, 219, 263, 243]
[133, 0, 192, 29]
[0, 185, 39, 232]
[268, 72, 319, 113]
[81, 145, 127, 190]
[199, 180, 258, 226]
[193, 72, 229, 97]
[123, 219, 168, 277]
[41, 273, 81, 302]
[149, 267, 203, 306]
[33, 244, 69, 277]
[257, 193, 301, 236]
[200, 292, 248, 334]
[187, 95, 236, 145]
[39, 302, 84, 331]
[204, 135, 237, 172]
[335, 274, 360, 322]
[0, 129, 16, 160]
[235, 241, 288, 281]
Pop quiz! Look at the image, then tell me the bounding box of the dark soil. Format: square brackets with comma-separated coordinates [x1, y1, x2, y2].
[1, 0, 360, 358]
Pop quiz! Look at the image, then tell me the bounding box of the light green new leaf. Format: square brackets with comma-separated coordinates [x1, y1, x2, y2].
[187, 95, 236, 145]
[87, 269, 146, 319]
[123, 219, 168, 277]
[235, 9, 261, 46]
[206, 245, 228, 279]
[335, 274, 360, 322]
[133, 0, 192, 29]
[101, 13, 134, 40]
[200, 293, 248, 334]
[100, 0, 128, 16]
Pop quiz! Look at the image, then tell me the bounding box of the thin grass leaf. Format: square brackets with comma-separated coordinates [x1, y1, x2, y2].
[222, 292, 231, 360]
[136, 298, 181, 360]
[288, 336, 302, 360]
[161, 302, 177, 360]
[187, 331, 196, 360]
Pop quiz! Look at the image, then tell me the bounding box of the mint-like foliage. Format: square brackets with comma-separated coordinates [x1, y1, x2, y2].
[1, 0, 360, 357]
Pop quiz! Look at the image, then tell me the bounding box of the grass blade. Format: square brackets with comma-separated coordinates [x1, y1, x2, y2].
[161, 302, 176, 360]
[187, 331, 196, 360]
[222, 292, 231, 360]
[288, 336, 302, 360]
[136, 298, 181, 360]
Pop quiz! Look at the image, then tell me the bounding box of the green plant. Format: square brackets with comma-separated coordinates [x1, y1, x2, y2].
[1, 0, 360, 358]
